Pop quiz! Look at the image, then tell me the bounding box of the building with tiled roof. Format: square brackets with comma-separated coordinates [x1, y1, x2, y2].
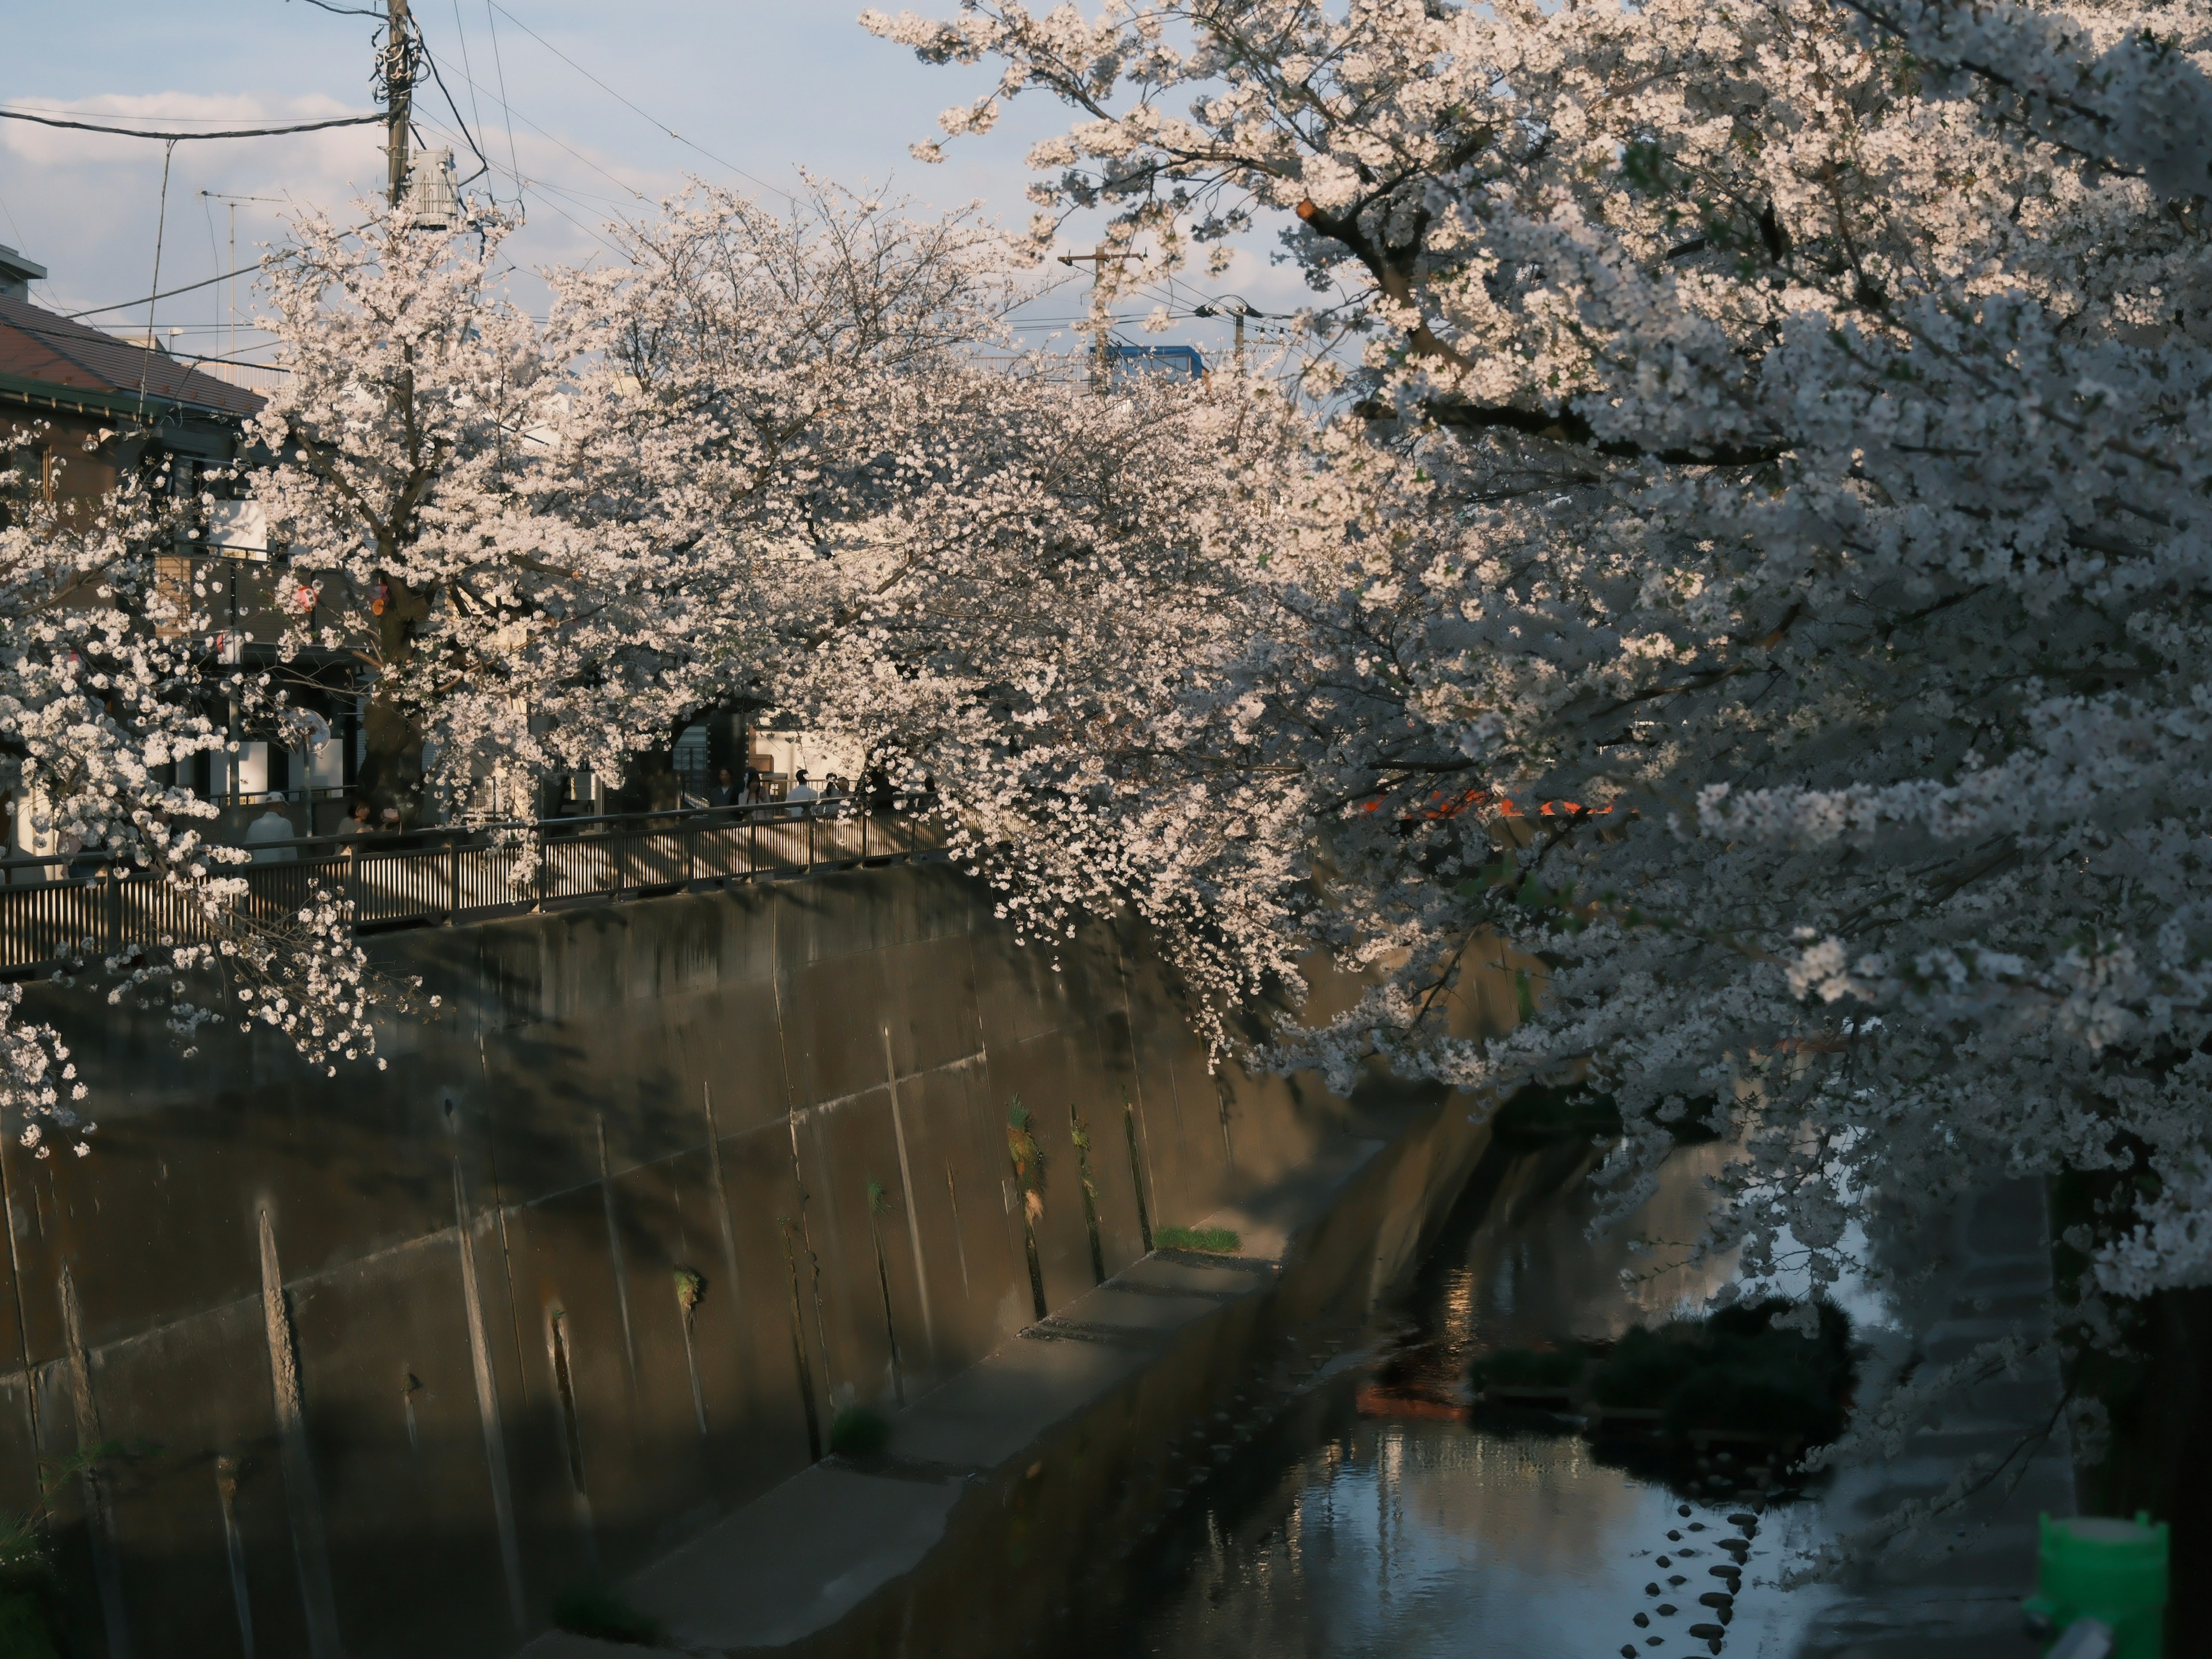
[2, 244, 264, 513]
[0, 247, 369, 847]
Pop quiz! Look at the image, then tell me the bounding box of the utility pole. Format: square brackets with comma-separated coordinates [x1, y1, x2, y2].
[1195, 297, 1274, 374]
[1057, 245, 1139, 393]
[385, 0, 415, 211]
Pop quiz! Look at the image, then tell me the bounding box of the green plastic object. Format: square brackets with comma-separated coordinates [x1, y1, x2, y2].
[2022, 1512, 2169, 1659]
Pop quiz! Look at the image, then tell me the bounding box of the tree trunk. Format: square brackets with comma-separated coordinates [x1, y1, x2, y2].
[357, 571, 429, 824]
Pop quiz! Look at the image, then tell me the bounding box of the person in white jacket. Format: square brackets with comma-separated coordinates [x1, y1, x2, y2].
[244, 794, 300, 862]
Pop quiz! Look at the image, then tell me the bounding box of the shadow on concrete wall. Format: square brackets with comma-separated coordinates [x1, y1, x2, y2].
[0, 864, 1397, 1659]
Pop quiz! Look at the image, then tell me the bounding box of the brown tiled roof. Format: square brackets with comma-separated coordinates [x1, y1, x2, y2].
[0, 291, 264, 418]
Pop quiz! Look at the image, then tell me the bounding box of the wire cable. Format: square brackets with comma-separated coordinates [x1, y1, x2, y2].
[483, 1, 797, 204]
[137, 141, 177, 418]
[0, 107, 384, 141]
[63, 263, 258, 320]
[448, 0, 503, 208]
[0, 314, 289, 374]
[415, 38, 492, 188]
[430, 52, 651, 205]
[406, 111, 629, 259]
[484, 1, 524, 219]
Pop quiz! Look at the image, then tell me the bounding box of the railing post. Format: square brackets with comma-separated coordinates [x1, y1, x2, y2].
[448, 833, 461, 922]
[806, 805, 815, 876]
[104, 865, 121, 959]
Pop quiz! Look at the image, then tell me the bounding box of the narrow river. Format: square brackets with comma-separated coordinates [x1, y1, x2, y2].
[1080, 1137, 1846, 1659]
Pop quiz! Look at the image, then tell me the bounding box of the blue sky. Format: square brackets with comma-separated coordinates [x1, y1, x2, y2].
[1, 1, 1305, 365]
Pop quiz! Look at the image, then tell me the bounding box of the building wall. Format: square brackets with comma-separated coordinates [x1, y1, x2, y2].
[0, 863, 1353, 1658]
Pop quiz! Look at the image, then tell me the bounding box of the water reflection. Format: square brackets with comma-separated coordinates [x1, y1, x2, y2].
[1099, 1139, 1841, 1659]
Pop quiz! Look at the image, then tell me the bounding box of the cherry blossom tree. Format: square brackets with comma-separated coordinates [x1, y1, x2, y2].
[862, 0, 2212, 1392]
[1, 435, 399, 1152]
[559, 188, 1323, 997]
[5, 185, 1063, 1138]
[539, 181, 1029, 753]
[250, 207, 619, 825]
[252, 185, 1065, 826]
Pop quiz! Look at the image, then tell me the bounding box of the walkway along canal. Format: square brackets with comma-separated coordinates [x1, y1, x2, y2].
[525, 1103, 2067, 1658]
[1047, 1135, 2073, 1659]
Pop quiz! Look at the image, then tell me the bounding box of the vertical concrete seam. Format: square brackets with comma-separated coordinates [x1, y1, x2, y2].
[770, 896, 833, 1436]
[594, 1114, 640, 1391]
[476, 1025, 537, 1414]
[452, 1161, 529, 1635]
[701, 1084, 744, 1331]
[0, 1143, 40, 1450]
[255, 1210, 343, 1659]
[944, 1165, 972, 1297]
[57, 1263, 131, 1659]
[1113, 931, 1166, 1228]
[882, 1028, 937, 1365]
[544, 1308, 599, 1564]
[215, 1458, 255, 1659]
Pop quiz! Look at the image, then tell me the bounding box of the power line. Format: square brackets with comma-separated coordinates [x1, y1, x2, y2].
[65, 263, 263, 320]
[404, 109, 629, 259]
[427, 51, 652, 204]
[0, 315, 289, 373]
[0, 102, 359, 123]
[484, 0, 523, 219]
[201, 191, 222, 331]
[448, 0, 499, 207]
[137, 141, 179, 417]
[415, 38, 492, 187]
[0, 107, 384, 141]
[483, 0, 796, 205]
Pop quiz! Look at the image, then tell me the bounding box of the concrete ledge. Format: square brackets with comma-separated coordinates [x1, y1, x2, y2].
[518, 1102, 1484, 1657]
[612, 1463, 967, 1650]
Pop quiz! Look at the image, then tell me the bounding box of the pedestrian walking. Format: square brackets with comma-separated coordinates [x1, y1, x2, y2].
[245, 794, 300, 863]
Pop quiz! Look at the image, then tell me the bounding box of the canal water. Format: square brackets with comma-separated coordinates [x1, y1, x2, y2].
[1085, 1137, 1847, 1659]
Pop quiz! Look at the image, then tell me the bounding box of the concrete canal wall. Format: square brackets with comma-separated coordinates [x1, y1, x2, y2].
[519, 1084, 1496, 1659]
[0, 862, 1480, 1659]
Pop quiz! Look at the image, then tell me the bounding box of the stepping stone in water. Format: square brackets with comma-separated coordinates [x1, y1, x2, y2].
[1690, 1625, 1725, 1641]
[1656, 1604, 1677, 1616]
[1698, 1592, 1733, 1609]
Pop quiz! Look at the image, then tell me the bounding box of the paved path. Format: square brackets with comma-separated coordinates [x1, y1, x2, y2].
[1794, 1180, 2073, 1659]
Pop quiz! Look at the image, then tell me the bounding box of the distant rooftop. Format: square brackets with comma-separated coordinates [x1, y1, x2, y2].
[0, 287, 263, 420]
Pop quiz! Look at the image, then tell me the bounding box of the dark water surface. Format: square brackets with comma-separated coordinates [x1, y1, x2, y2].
[1087, 1139, 1842, 1659]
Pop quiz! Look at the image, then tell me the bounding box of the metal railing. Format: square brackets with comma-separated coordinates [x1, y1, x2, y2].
[0, 801, 942, 979]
